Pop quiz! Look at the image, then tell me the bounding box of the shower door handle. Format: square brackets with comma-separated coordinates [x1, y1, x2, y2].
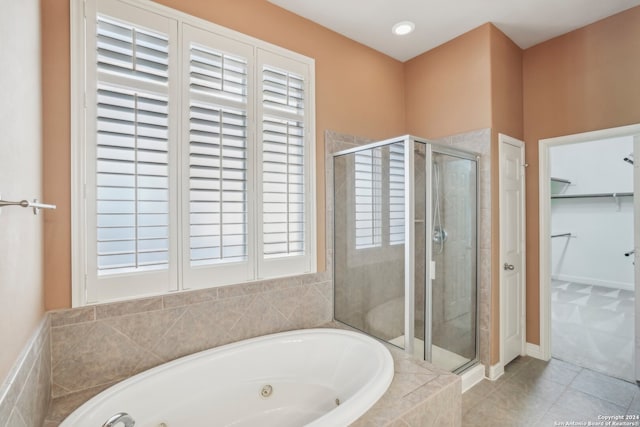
[503, 263, 515, 271]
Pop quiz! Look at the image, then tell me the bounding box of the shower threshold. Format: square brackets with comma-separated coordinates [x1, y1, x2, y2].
[388, 335, 470, 372]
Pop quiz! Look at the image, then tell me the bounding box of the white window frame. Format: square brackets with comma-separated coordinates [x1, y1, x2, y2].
[180, 24, 256, 290]
[71, 0, 316, 306]
[257, 49, 316, 279]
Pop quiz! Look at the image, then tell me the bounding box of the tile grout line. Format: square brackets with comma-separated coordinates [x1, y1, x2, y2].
[532, 366, 579, 426]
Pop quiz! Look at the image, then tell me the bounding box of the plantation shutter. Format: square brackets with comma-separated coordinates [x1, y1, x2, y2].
[95, 88, 170, 273]
[258, 50, 314, 278]
[96, 16, 171, 275]
[181, 25, 254, 287]
[85, 0, 178, 303]
[354, 148, 383, 249]
[80, 0, 316, 304]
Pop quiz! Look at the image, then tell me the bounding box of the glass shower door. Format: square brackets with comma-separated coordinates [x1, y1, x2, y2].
[427, 149, 478, 373]
[333, 141, 407, 348]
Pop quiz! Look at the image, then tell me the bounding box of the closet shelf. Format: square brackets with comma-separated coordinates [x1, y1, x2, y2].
[550, 177, 571, 184]
[551, 192, 633, 199]
[551, 233, 572, 238]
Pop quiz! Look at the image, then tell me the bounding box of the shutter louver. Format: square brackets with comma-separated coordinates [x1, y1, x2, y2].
[190, 45, 247, 104]
[97, 16, 169, 83]
[95, 15, 170, 276]
[354, 148, 383, 249]
[261, 66, 306, 258]
[262, 68, 304, 115]
[389, 143, 405, 245]
[188, 43, 249, 266]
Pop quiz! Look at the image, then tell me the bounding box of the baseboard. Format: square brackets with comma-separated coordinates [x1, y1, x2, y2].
[487, 362, 504, 381]
[551, 274, 633, 292]
[526, 343, 545, 360]
[461, 364, 485, 393]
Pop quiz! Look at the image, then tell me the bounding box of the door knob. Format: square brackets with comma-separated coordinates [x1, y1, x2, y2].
[504, 263, 515, 271]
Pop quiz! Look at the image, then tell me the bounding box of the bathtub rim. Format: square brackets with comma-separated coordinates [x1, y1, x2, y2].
[59, 327, 394, 427]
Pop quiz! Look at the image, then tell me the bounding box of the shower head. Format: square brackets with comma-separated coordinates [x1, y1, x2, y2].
[624, 157, 634, 165]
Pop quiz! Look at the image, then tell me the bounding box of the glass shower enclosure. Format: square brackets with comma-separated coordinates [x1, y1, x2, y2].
[333, 135, 478, 373]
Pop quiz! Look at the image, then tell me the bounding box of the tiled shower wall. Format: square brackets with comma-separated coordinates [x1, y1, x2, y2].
[433, 128, 492, 371]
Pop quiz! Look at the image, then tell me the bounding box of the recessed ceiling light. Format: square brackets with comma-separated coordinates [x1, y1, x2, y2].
[392, 21, 415, 36]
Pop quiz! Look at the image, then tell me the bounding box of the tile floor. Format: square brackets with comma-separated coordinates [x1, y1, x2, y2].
[463, 356, 639, 426]
[552, 280, 634, 381]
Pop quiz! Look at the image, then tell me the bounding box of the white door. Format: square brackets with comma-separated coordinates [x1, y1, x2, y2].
[500, 134, 526, 366]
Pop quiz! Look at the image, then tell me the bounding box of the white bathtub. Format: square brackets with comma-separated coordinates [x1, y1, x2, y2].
[60, 328, 394, 427]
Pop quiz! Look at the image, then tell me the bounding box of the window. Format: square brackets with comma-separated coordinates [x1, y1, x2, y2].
[258, 53, 313, 278]
[354, 148, 382, 249]
[353, 142, 405, 250]
[388, 143, 405, 245]
[73, 0, 315, 304]
[94, 15, 172, 276]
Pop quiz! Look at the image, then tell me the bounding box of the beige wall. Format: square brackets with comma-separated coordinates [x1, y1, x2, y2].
[404, 24, 492, 139]
[523, 5, 640, 344]
[42, 0, 71, 311]
[489, 26, 524, 363]
[405, 23, 498, 362]
[42, 0, 406, 309]
[0, 0, 45, 381]
[405, 23, 524, 364]
[489, 25, 524, 140]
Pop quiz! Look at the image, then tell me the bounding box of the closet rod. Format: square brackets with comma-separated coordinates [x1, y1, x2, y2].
[551, 192, 633, 199]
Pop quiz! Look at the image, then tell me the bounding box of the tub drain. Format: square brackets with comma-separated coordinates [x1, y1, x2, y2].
[260, 384, 273, 398]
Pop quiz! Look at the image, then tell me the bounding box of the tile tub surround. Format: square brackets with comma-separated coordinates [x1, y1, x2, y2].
[326, 320, 461, 427]
[351, 335, 462, 427]
[0, 315, 51, 427]
[45, 273, 332, 424]
[47, 320, 462, 427]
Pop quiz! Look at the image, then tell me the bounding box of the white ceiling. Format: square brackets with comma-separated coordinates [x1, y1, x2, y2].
[267, 0, 640, 62]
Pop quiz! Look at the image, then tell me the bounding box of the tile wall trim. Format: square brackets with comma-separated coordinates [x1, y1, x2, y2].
[0, 314, 51, 427]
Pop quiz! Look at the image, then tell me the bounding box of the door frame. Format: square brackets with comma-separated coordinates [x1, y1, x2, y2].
[538, 123, 640, 361]
[499, 133, 527, 370]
